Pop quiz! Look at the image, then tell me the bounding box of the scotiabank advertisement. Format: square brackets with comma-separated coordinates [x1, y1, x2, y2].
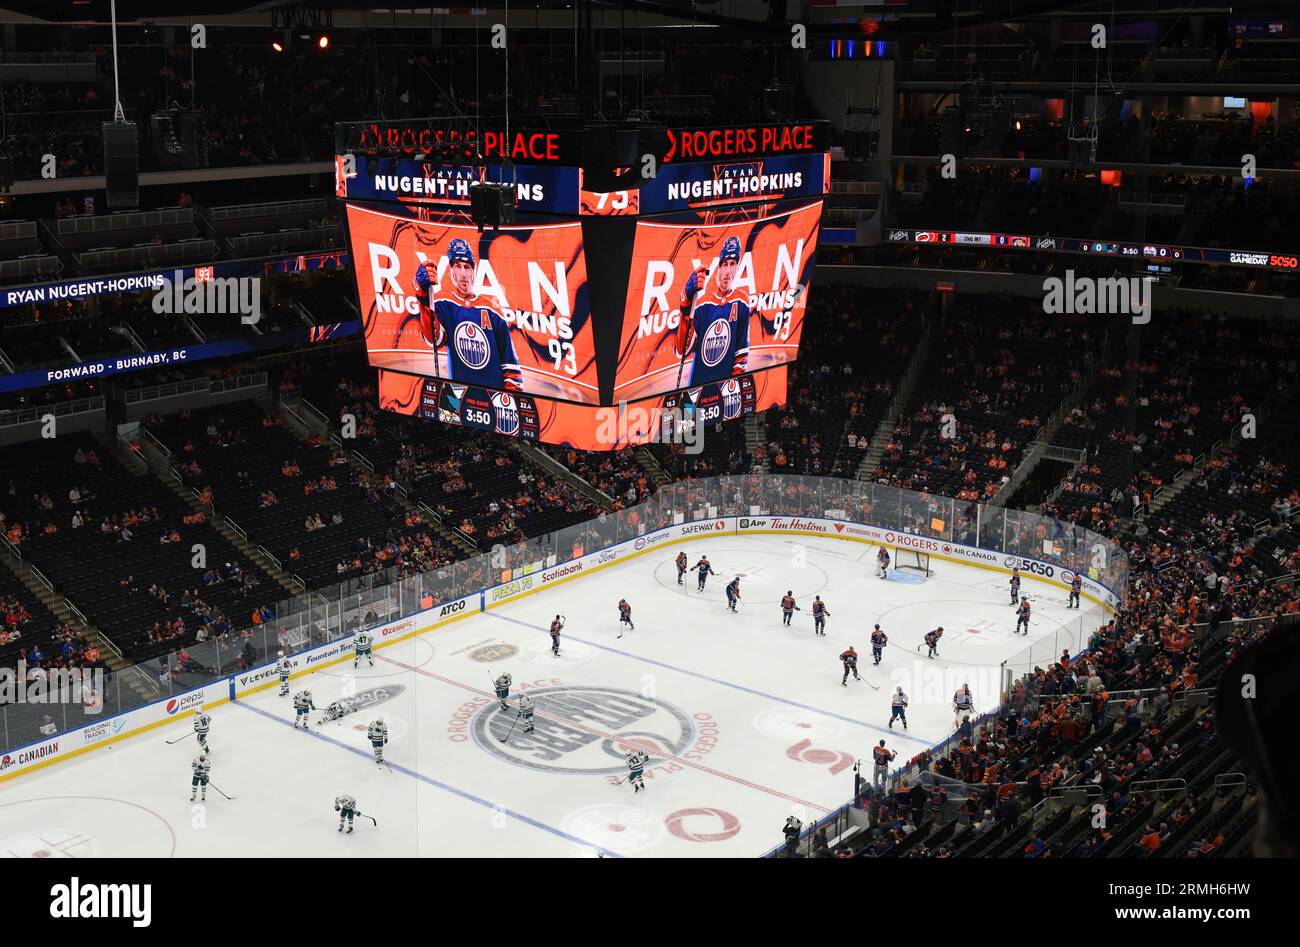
[377, 364, 788, 451]
[613, 200, 820, 401]
[347, 203, 598, 404]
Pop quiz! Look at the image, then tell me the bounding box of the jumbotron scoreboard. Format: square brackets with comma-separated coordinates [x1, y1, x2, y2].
[337, 119, 829, 450]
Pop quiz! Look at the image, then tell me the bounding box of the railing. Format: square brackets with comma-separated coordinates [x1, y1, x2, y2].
[0, 396, 104, 428]
[0, 475, 1130, 769]
[29, 565, 54, 593]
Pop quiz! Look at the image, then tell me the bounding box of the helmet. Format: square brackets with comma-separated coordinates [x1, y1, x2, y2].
[720, 236, 742, 261]
[447, 238, 476, 266]
[278, 650, 285, 657]
[375, 716, 384, 725]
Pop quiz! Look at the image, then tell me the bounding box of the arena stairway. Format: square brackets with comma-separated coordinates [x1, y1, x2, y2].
[634, 447, 673, 488]
[855, 295, 943, 480]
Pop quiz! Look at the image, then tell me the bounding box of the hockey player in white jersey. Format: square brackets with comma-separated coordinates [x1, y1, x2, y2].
[953, 683, 974, 728]
[293, 689, 316, 729]
[493, 672, 512, 711]
[192, 707, 212, 754]
[335, 794, 361, 833]
[367, 717, 388, 765]
[190, 752, 211, 802]
[321, 699, 351, 725]
[625, 749, 649, 794]
[276, 650, 291, 696]
[353, 630, 374, 668]
[517, 693, 535, 733]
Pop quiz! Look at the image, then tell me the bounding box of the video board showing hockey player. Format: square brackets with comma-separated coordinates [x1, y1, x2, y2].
[346, 202, 598, 404]
[612, 200, 820, 402]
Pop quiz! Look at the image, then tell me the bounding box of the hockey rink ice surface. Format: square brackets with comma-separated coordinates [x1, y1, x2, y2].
[0, 535, 1106, 858]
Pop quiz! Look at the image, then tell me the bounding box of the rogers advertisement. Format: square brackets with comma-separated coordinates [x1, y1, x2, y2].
[613, 200, 820, 402]
[376, 365, 788, 451]
[346, 203, 598, 404]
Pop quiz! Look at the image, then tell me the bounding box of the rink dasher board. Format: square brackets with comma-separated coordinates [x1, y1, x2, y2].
[0, 596, 480, 784]
[0, 515, 1118, 783]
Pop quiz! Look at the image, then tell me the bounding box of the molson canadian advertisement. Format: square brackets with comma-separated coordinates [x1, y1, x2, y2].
[613, 200, 821, 402]
[346, 203, 598, 404]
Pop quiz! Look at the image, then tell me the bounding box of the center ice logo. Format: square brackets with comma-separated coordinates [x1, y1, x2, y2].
[473, 685, 695, 775]
[454, 321, 492, 370]
[698, 319, 731, 368]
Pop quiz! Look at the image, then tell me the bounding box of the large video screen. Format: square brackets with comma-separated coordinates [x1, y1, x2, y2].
[613, 200, 821, 402]
[346, 203, 598, 403]
[376, 365, 788, 452]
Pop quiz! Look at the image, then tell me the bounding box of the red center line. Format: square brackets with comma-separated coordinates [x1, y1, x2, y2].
[378, 653, 836, 814]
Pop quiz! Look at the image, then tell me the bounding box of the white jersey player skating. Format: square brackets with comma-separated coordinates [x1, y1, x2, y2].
[953, 684, 974, 727]
[517, 693, 535, 733]
[626, 749, 649, 794]
[335, 794, 361, 833]
[493, 672, 513, 710]
[353, 630, 374, 668]
[293, 689, 316, 729]
[189, 752, 210, 802]
[889, 686, 909, 730]
[368, 717, 388, 765]
[192, 708, 211, 753]
[276, 650, 291, 696]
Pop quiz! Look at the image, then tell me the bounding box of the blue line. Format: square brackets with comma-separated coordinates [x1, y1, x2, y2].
[232, 699, 623, 858]
[484, 611, 931, 747]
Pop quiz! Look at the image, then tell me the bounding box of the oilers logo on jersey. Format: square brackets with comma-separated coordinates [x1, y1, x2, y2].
[454, 319, 492, 370]
[699, 316, 733, 368]
[720, 377, 743, 420]
[492, 390, 520, 436]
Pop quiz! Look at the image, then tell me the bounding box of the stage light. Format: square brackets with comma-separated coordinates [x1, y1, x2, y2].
[318, 34, 330, 49]
[272, 41, 284, 52]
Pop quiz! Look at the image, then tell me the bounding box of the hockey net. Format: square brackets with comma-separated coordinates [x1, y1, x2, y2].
[892, 546, 931, 577]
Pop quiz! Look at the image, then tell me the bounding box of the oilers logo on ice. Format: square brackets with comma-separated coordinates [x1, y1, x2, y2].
[698, 319, 731, 368]
[473, 685, 696, 775]
[470, 642, 519, 662]
[719, 378, 743, 420]
[491, 391, 520, 436]
[453, 320, 492, 370]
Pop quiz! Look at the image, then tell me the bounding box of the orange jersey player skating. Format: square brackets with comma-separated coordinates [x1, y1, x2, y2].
[780, 591, 801, 626]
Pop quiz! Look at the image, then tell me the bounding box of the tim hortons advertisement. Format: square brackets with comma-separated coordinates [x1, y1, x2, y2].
[614, 200, 820, 401]
[347, 203, 599, 404]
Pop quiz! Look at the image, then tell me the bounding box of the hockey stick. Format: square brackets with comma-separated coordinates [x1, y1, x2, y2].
[362, 814, 378, 827]
[207, 781, 234, 801]
[674, 270, 707, 390]
[498, 713, 520, 743]
[166, 731, 196, 745]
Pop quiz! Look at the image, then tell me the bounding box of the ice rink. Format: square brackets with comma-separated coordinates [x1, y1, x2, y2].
[1, 535, 1106, 858]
